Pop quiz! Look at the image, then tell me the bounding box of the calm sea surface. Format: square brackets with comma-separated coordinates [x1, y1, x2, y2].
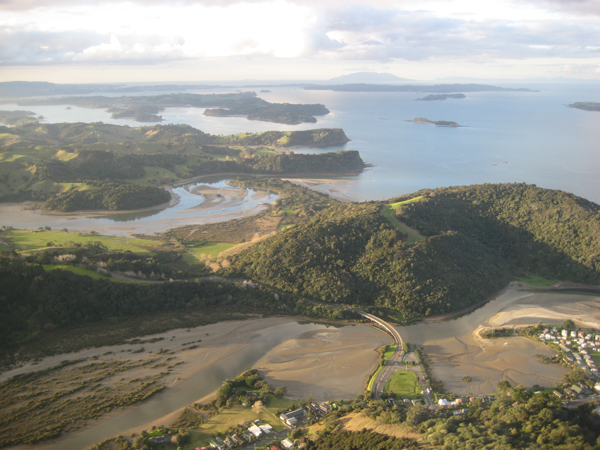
[3, 82, 599, 203]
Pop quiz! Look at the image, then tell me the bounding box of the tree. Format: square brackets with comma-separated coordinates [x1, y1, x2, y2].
[274, 386, 287, 397]
[563, 319, 576, 331]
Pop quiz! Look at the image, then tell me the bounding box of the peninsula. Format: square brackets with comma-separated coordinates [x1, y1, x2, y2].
[405, 117, 462, 127]
[0, 122, 356, 210]
[569, 102, 600, 112]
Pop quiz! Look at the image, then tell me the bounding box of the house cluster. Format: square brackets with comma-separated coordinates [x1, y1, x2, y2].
[201, 420, 275, 450]
[538, 327, 600, 377]
[279, 408, 307, 427]
[266, 437, 308, 450]
[553, 382, 600, 400]
[438, 395, 494, 408]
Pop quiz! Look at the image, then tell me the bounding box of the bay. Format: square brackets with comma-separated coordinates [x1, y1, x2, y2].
[3, 81, 599, 204]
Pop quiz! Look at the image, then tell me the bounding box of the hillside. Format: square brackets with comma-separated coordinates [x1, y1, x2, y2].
[224, 184, 600, 319]
[0, 122, 355, 210]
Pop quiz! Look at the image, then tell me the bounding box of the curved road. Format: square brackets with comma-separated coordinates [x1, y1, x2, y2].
[358, 311, 433, 408]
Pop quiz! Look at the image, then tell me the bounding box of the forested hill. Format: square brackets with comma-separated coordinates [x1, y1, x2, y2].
[224, 183, 600, 319]
[396, 183, 600, 283]
[224, 202, 513, 319]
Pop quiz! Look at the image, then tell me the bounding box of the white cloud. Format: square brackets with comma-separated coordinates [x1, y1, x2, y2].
[0, 0, 598, 81]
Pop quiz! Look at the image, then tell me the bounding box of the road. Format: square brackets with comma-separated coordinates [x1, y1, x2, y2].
[358, 311, 434, 408]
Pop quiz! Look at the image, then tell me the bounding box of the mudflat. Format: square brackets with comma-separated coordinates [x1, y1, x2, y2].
[253, 327, 388, 401]
[399, 289, 600, 396]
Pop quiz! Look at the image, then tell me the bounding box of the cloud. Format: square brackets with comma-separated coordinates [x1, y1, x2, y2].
[0, 25, 187, 65]
[305, 5, 600, 62]
[0, 0, 598, 68]
[524, 0, 600, 16]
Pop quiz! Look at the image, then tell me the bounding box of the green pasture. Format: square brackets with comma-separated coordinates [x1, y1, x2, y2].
[253, 147, 278, 156]
[383, 370, 421, 399]
[2, 229, 167, 254]
[381, 197, 424, 244]
[388, 196, 423, 209]
[42, 265, 132, 283]
[181, 251, 202, 265]
[186, 242, 236, 259]
[519, 275, 558, 286]
[128, 166, 179, 184]
[383, 345, 397, 363]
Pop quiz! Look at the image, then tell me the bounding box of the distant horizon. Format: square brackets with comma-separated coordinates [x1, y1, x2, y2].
[1, 73, 599, 86]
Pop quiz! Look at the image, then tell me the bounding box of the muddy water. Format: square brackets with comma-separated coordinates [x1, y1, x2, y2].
[36, 320, 372, 450]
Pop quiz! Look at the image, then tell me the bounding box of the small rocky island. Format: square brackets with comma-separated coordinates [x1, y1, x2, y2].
[405, 117, 463, 127]
[416, 93, 466, 101]
[569, 102, 600, 112]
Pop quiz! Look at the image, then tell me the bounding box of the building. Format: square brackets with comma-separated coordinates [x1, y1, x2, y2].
[280, 408, 306, 427]
[150, 435, 172, 445]
[281, 438, 295, 449]
[248, 425, 263, 438]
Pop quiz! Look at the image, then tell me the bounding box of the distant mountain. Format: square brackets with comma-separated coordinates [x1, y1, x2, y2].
[328, 72, 413, 84]
[305, 83, 537, 93]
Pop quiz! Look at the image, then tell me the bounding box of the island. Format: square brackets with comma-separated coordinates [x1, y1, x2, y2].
[4, 91, 330, 125]
[405, 117, 463, 127]
[568, 102, 600, 112]
[416, 93, 465, 101]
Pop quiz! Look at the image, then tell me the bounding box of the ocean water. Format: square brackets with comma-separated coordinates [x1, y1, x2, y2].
[3, 82, 599, 203]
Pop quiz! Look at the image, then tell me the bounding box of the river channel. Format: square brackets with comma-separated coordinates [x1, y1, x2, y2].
[0, 179, 277, 237]
[10, 288, 599, 448]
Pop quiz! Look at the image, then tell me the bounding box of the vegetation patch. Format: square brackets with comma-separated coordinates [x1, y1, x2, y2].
[519, 275, 558, 286]
[383, 370, 421, 399]
[42, 264, 131, 283]
[0, 357, 172, 447]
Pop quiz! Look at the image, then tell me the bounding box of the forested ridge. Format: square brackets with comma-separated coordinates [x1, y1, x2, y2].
[224, 183, 600, 319]
[0, 121, 356, 210]
[42, 182, 171, 212]
[0, 253, 357, 360]
[397, 183, 600, 283]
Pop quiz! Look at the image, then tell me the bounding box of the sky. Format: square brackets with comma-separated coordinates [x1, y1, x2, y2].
[0, 0, 599, 83]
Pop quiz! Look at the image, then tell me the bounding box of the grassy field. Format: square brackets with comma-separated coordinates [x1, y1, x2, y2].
[180, 251, 203, 265]
[381, 197, 424, 244]
[186, 242, 237, 259]
[185, 394, 294, 450]
[383, 345, 397, 363]
[1, 229, 167, 254]
[383, 370, 421, 399]
[42, 265, 133, 283]
[367, 367, 383, 391]
[589, 350, 600, 367]
[519, 275, 558, 286]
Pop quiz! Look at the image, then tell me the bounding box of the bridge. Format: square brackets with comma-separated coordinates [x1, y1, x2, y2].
[358, 311, 433, 407]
